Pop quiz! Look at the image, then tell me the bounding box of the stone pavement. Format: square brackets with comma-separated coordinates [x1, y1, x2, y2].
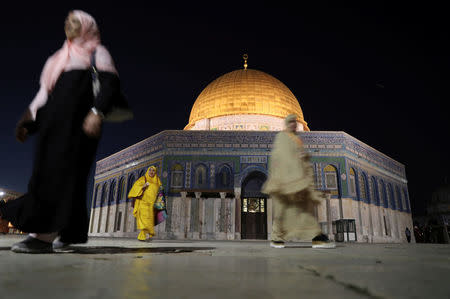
[0, 235, 449, 299]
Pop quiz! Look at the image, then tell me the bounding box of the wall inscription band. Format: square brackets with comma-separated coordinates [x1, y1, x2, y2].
[240, 156, 267, 164]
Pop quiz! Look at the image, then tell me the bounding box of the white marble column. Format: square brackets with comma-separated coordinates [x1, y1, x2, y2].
[195, 192, 205, 239]
[234, 187, 241, 240]
[182, 192, 190, 239]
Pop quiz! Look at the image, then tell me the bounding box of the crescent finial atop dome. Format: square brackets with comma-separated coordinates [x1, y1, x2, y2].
[243, 54, 248, 70]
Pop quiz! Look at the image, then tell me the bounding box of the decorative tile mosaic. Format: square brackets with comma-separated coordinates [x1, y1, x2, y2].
[93, 130, 410, 214]
[210, 164, 216, 188]
[185, 162, 191, 189]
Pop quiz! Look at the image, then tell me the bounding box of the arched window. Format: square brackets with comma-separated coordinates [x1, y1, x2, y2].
[90, 184, 100, 233]
[242, 171, 267, 198]
[195, 164, 207, 188]
[100, 183, 108, 207]
[324, 165, 338, 196]
[217, 165, 232, 188]
[108, 180, 116, 205]
[171, 163, 184, 189]
[403, 189, 410, 212]
[138, 168, 147, 178]
[359, 173, 368, 202]
[126, 174, 136, 202]
[117, 177, 125, 203]
[313, 163, 321, 188]
[396, 186, 403, 211]
[379, 180, 388, 208]
[371, 177, 379, 206]
[388, 184, 396, 210]
[348, 168, 356, 196]
[92, 184, 100, 208]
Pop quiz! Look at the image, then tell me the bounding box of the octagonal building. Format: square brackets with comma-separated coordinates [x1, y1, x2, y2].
[89, 61, 414, 243]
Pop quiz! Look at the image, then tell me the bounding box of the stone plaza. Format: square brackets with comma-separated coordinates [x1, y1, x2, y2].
[0, 235, 448, 299]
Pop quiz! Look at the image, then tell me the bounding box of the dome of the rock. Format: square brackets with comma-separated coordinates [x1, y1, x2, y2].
[185, 68, 309, 131]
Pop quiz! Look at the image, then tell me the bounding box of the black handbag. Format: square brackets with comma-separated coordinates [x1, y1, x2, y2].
[90, 50, 133, 122]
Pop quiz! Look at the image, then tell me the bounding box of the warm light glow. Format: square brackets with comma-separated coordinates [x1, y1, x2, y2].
[185, 69, 309, 130]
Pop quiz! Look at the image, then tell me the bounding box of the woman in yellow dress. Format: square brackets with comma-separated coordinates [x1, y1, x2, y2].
[128, 166, 162, 241]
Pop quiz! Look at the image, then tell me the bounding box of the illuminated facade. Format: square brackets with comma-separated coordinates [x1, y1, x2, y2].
[89, 59, 414, 243]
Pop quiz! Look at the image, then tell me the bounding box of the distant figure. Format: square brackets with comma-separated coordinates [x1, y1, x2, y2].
[0, 217, 8, 234]
[427, 225, 433, 243]
[128, 166, 167, 241]
[429, 219, 439, 243]
[413, 225, 424, 243]
[262, 114, 335, 249]
[405, 227, 411, 243]
[0, 10, 130, 253]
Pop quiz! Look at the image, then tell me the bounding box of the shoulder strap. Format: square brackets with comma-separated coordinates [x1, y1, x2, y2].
[90, 49, 100, 99]
[90, 49, 97, 69]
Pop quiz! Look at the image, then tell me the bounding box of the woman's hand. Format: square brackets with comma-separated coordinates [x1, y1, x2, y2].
[15, 126, 28, 143]
[15, 108, 34, 143]
[83, 111, 102, 138]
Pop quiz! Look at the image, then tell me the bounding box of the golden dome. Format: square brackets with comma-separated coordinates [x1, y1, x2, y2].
[185, 68, 309, 130]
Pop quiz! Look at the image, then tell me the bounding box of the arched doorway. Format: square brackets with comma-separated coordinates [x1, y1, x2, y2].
[241, 171, 267, 239]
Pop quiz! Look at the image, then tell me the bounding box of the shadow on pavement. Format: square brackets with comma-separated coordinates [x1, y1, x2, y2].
[0, 246, 215, 254]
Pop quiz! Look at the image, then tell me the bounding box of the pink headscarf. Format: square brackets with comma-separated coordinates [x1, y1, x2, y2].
[28, 10, 118, 120]
[40, 10, 116, 92]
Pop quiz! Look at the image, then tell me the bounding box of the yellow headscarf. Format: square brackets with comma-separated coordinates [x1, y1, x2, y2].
[127, 166, 162, 199]
[145, 166, 162, 187]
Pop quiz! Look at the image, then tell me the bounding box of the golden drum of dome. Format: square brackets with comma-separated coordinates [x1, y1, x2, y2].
[185, 69, 309, 130]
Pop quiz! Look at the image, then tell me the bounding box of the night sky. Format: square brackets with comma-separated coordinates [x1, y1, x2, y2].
[1, 2, 448, 216]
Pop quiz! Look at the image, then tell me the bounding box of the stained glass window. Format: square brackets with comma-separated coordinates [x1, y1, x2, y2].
[349, 168, 356, 195]
[171, 164, 184, 188]
[324, 165, 338, 189]
[195, 165, 207, 188]
[217, 165, 232, 188]
[359, 174, 367, 200]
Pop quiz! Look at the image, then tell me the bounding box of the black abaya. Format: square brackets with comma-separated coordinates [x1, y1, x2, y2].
[0, 70, 121, 243]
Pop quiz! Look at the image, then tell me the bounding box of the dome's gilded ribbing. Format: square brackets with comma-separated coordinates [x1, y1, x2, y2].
[185, 69, 309, 130]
